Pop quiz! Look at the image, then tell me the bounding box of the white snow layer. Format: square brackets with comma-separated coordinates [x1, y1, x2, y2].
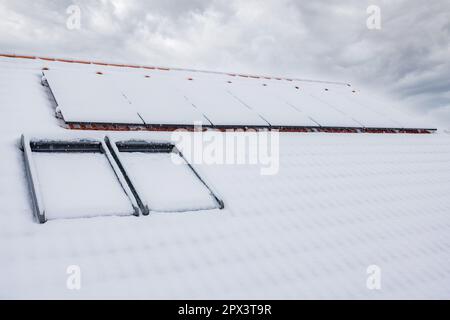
[44, 69, 143, 124]
[33, 152, 135, 220]
[42, 64, 435, 129]
[0, 57, 449, 299]
[120, 152, 218, 212]
[117, 75, 210, 126]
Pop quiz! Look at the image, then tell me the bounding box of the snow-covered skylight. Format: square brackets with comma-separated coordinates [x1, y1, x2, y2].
[21, 136, 139, 223]
[34, 152, 135, 220]
[106, 138, 224, 214]
[21, 136, 223, 223]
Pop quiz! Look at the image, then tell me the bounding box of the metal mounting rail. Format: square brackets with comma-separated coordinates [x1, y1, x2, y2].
[66, 122, 437, 134]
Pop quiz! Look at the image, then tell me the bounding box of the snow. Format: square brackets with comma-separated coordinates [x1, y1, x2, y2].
[267, 82, 362, 127]
[21, 135, 46, 223]
[227, 82, 319, 127]
[303, 84, 401, 128]
[43, 69, 143, 124]
[119, 152, 218, 212]
[0, 56, 449, 299]
[40, 59, 433, 130]
[176, 78, 270, 126]
[114, 74, 210, 126]
[33, 152, 135, 220]
[347, 89, 433, 129]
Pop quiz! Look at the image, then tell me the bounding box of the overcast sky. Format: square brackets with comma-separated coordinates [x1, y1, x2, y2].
[1, 0, 449, 125]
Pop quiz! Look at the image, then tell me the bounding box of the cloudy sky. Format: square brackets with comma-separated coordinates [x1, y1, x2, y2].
[1, 0, 449, 125]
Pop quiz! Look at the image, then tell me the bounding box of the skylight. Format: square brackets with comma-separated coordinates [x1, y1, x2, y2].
[21, 136, 139, 223]
[106, 138, 224, 214]
[21, 136, 223, 223]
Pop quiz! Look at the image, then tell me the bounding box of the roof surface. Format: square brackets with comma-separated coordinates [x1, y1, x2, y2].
[1, 56, 450, 299]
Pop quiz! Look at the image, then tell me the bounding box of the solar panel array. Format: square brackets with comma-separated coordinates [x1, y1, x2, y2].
[43, 69, 433, 130]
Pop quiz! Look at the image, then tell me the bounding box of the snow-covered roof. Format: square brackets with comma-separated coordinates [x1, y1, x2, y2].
[1, 55, 450, 299]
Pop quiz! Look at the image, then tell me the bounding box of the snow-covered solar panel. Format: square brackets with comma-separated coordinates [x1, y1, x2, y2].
[303, 84, 402, 128]
[267, 83, 361, 128]
[346, 90, 434, 129]
[116, 74, 211, 126]
[43, 68, 434, 131]
[227, 82, 319, 127]
[43, 70, 143, 124]
[175, 79, 269, 127]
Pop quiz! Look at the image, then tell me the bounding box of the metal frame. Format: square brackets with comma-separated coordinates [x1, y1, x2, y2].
[66, 122, 437, 134]
[21, 135, 140, 224]
[105, 137, 225, 215]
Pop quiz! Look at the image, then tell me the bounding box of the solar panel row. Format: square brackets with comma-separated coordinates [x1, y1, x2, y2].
[43, 69, 431, 130]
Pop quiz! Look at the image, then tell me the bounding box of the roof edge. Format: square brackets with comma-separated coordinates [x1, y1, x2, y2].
[0, 52, 350, 86]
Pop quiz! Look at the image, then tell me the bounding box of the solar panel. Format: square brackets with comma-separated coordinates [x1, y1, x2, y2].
[302, 84, 402, 128]
[116, 74, 211, 126]
[227, 82, 319, 127]
[175, 78, 269, 127]
[344, 90, 434, 129]
[43, 70, 144, 125]
[43, 69, 435, 132]
[267, 83, 361, 128]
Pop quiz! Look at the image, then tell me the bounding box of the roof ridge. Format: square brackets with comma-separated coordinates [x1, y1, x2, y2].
[0, 52, 350, 86]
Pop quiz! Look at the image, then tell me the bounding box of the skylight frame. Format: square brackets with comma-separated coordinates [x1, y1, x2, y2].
[105, 136, 224, 215]
[21, 135, 140, 224]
